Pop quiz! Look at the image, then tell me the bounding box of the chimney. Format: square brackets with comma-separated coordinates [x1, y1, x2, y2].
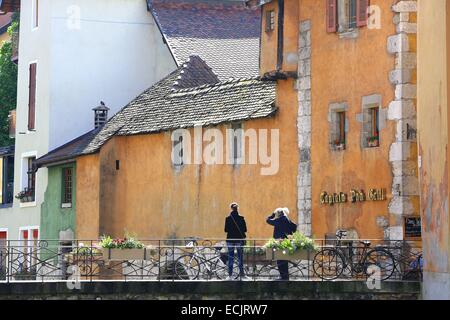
[93, 101, 110, 129]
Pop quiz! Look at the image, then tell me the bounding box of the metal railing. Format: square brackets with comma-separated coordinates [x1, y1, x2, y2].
[0, 238, 422, 283]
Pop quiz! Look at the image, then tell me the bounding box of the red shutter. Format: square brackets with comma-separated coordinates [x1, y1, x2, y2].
[326, 0, 337, 33]
[28, 63, 37, 131]
[356, 0, 369, 27]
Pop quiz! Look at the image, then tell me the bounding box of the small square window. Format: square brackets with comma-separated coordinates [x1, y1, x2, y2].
[265, 10, 275, 32]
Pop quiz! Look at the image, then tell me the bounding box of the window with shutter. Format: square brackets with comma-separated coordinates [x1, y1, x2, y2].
[326, 0, 337, 33]
[356, 0, 369, 27]
[28, 63, 37, 131]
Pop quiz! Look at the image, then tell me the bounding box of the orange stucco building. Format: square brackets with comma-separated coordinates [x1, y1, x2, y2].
[38, 0, 421, 243]
[254, 0, 420, 241]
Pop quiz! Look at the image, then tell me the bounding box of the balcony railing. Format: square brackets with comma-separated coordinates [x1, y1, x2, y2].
[0, 238, 423, 283]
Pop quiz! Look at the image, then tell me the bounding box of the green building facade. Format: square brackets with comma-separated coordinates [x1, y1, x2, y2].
[40, 162, 76, 242]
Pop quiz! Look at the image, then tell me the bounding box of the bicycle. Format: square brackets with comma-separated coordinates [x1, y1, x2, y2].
[402, 253, 423, 281]
[313, 230, 396, 281]
[174, 238, 241, 280]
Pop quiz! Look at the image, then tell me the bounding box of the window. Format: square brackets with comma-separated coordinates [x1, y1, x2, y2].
[336, 111, 346, 149]
[32, 0, 39, 29]
[27, 157, 36, 200]
[329, 103, 347, 151]
[231, 123, 243, 165]
[20, 156, 36, 204]
[28, 63, 37, 131]
[362, 106, 380, 148]
[172, 133, 184, 167]
[327, 0, 369, 33]
[0, 154, 14, 205]
[62, 167, 73, 207]
[265, 10, 275, 32]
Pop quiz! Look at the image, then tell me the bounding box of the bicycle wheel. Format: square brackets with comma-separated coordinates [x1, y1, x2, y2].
[363, 248, 396, 281]
[288, 261, 307, 280]
[313, 248, 345, 280]
[175, 254, 201, 280]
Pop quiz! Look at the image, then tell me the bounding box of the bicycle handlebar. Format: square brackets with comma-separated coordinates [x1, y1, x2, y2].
[336, 229, 348, 239]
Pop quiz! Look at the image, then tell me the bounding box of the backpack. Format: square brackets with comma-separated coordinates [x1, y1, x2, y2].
[288, 220, 298, 235]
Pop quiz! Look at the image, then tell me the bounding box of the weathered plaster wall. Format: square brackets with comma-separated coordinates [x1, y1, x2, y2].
[40, 163, 76, 241]
[77, 82, 299, 239]
[417, 0, 450, 300]
[301, 0, 415, 239]
[260, 0, 299, 73]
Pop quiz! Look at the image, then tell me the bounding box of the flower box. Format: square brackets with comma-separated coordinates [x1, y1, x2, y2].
[265, 249, 311, 261]
[101, 248, 155, 261]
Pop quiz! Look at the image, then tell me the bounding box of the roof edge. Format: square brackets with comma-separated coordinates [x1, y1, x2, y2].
[146, 0, 180, 66]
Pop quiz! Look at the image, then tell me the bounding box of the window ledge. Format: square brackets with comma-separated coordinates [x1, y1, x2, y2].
[20, 201, 37, 208]
[338, 29, 359, 39]
[61, 203, 72, 209]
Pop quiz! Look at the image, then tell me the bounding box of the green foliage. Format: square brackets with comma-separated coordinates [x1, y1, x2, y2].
[99, 235, 145, 249]
[263, 232, 318, 255]
[70, 244, 101, 256]
[0, 13, 19, 147]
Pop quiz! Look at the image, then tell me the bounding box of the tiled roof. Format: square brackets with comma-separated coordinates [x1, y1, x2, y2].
[0, 12, 12, 34]
[36, 130, 100, 167]
[148, 0, 261, 80]
[37, 56, 276, 166]
[173, 55, 219, 89]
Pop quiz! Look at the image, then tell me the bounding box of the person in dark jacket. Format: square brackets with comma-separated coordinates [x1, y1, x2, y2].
[224, 202, 247, 280]
[266, 208, 295, 281]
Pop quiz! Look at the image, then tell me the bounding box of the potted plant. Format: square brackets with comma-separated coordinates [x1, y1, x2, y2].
[333, 139, 345, 151]
[264, 232, 318, 261]
[99, 235, 156, 261]
[367, 133, 379, 147]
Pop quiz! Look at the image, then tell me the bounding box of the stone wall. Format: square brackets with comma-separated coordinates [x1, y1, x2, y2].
[297, 19, 312, 237]
[387, 0, 419, 240]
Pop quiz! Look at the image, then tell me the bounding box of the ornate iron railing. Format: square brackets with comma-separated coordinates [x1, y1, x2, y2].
[0, 238, 422, 282]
